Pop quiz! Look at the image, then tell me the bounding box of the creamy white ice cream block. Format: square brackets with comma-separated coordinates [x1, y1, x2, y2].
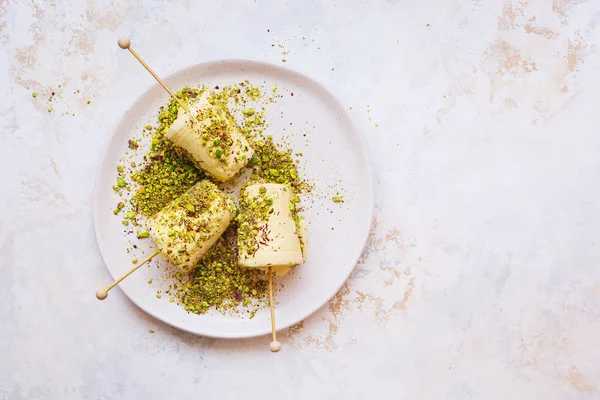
[237, 183, 306, 276]
[146, 180, 236, 272]
[166, 92, 254, 182]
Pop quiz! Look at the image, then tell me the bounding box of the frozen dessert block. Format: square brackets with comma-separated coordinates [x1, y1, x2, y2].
[166, 93, 254, 182]
[237, 183, 305, 276]
[146, 180, 236, 271]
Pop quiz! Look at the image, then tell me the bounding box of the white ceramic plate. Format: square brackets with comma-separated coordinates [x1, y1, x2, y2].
[94, 60, 374, 338]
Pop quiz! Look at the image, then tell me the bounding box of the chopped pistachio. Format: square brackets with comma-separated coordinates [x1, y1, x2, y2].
[113, 202, 124, 215]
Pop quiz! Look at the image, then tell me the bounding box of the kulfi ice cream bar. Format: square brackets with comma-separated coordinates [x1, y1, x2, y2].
[146, 180, 236, 271]
[237, 183, 306, 276]
[166, 92, 254, 182]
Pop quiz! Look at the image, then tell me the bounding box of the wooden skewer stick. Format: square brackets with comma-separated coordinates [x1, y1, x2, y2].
[268, 267, 281, 352]
[98, 39, 184, 301]
[96, 250, 160, 300]
[117, 38, 189, 113]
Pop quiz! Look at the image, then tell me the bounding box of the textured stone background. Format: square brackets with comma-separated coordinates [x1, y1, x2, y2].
[1, 0, 600, 399]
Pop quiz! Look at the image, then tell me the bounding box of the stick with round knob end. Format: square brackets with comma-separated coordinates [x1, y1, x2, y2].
[117, 38, 189, 113]
[96, 250, 160, 300]
[267, 266, 281, 352]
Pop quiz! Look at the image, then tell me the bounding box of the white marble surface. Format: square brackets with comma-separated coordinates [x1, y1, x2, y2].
[2, 0, 600, 398]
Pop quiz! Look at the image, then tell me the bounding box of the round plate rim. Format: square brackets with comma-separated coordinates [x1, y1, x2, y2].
[93, 58, 375, 338]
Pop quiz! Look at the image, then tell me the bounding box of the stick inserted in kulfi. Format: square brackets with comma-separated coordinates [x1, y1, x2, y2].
[166, 92, 254, 182]
[146, 180, 236, 272]
[237, 183, 305, 276]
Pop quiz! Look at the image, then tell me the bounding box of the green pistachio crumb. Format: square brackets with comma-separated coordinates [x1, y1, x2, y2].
[138, 231, 149, 238]
[113, 202, 124, 214]
[132, 258, 138, 264]
[332, 196, 343, 203]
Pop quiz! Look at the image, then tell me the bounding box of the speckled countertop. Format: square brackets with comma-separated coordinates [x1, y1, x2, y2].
[2, 0, 600, 399]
